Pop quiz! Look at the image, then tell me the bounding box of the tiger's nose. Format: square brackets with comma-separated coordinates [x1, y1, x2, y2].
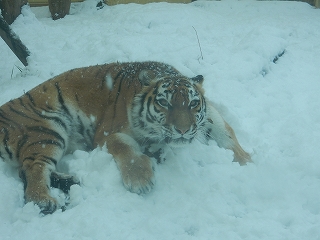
[174, 126, 188, 135]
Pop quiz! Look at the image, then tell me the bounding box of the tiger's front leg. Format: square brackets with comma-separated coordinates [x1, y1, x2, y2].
[206, 104, 252, 165]
[103, 133, 155, 194]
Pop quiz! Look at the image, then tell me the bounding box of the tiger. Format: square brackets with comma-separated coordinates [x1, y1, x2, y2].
[0, 61, 251, 214]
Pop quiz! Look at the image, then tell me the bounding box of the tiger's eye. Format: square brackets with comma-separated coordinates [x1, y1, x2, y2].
[157, 99, 169, 108]
[189, 100, 200, 109]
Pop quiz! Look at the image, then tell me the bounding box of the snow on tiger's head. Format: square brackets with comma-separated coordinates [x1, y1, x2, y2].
[130, 70, 207, 147]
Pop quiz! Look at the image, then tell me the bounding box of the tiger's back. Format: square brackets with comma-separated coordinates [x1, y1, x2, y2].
[0, 62, 177, 164]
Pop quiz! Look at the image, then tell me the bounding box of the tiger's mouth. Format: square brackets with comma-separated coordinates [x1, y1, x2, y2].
[165, 136, 194, 147]
[161, 125, 198, 147]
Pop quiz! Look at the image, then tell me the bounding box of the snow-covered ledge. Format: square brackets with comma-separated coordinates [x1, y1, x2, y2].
[104, 0, 191, 5]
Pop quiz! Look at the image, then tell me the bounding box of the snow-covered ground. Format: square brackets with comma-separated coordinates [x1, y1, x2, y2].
[1, 0, 320, 239]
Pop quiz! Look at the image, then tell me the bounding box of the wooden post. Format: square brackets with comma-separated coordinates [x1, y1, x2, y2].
[48, 0, 71, 20]
[0, 0, 28, 25]
[315, 0, 320, 8]
[0, 15, 30, 66]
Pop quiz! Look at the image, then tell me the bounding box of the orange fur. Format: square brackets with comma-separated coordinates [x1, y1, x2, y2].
[0, 61, 251, 214]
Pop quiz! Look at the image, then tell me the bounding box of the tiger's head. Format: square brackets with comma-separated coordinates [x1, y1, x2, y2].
[130, 70, 207, 147]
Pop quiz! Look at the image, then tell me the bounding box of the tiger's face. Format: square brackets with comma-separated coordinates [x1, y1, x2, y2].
[131, 73, 206, 147]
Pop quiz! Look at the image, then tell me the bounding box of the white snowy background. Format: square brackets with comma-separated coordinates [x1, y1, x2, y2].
[1, 0, 320, 239]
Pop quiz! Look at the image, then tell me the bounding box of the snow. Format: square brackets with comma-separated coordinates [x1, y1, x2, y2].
[1, 0, 320, 239]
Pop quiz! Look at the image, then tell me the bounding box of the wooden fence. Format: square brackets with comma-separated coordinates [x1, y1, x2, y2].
[26, 0, 319, 8]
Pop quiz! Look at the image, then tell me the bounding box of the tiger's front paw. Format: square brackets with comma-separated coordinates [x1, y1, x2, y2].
[25, 190, 58, 214]
[120, 155, 155, 194]
[233, 149, 253, 166]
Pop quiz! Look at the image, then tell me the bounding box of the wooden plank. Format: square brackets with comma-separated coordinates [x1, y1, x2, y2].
[0, 15, 30, 66]
[28, 0, 84, 7]
[105, 0, 191, 5]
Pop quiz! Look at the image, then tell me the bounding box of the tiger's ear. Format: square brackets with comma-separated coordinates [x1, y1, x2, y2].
[139, 70, 156, 86]
[191, 75, 204, 85]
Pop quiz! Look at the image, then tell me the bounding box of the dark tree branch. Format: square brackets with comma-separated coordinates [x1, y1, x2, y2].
[0, 14, 30, 66]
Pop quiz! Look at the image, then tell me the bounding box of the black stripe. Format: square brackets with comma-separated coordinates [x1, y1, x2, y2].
[19, 170, 27, 191]
[205, 128, 212, 140]
[138, 93, 148, 118]
[152, 81, 162, 95]
[146, 97, 158, 122]
[25, 92, 36, 106]
[86, 129, 93, 140]
[94, 68, 103, 80]
[16, 134, 29, 159]
[27, 139, 64, 149]
[22, 155, 57, 166]
[152, 99, 161, 114]
[22, 156, 36, 162]
[27, 104, 68, 130]
[41, 156, 58, 165]
[111, 71, 126, 127]
[113, 70, 124, 83]
[55, 82, 71, 116]
[203, 99, 207, 114]
[26, 126, 66, 148]
[9, 106, 40, 122]
[0, 110, 12, 123]
[0, 118, 11, 128]
[18, 97, 27, 108]
[77, 115, 85, 135]
[2, 128, 13, 159]
[146, 113, 156, 123]
[138, 120, 145, 128]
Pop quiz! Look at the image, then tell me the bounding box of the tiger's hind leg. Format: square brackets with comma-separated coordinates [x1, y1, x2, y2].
[18, 138, 76, 214]
[20, 155, 59, 214]
[20, 158, 79, 214]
